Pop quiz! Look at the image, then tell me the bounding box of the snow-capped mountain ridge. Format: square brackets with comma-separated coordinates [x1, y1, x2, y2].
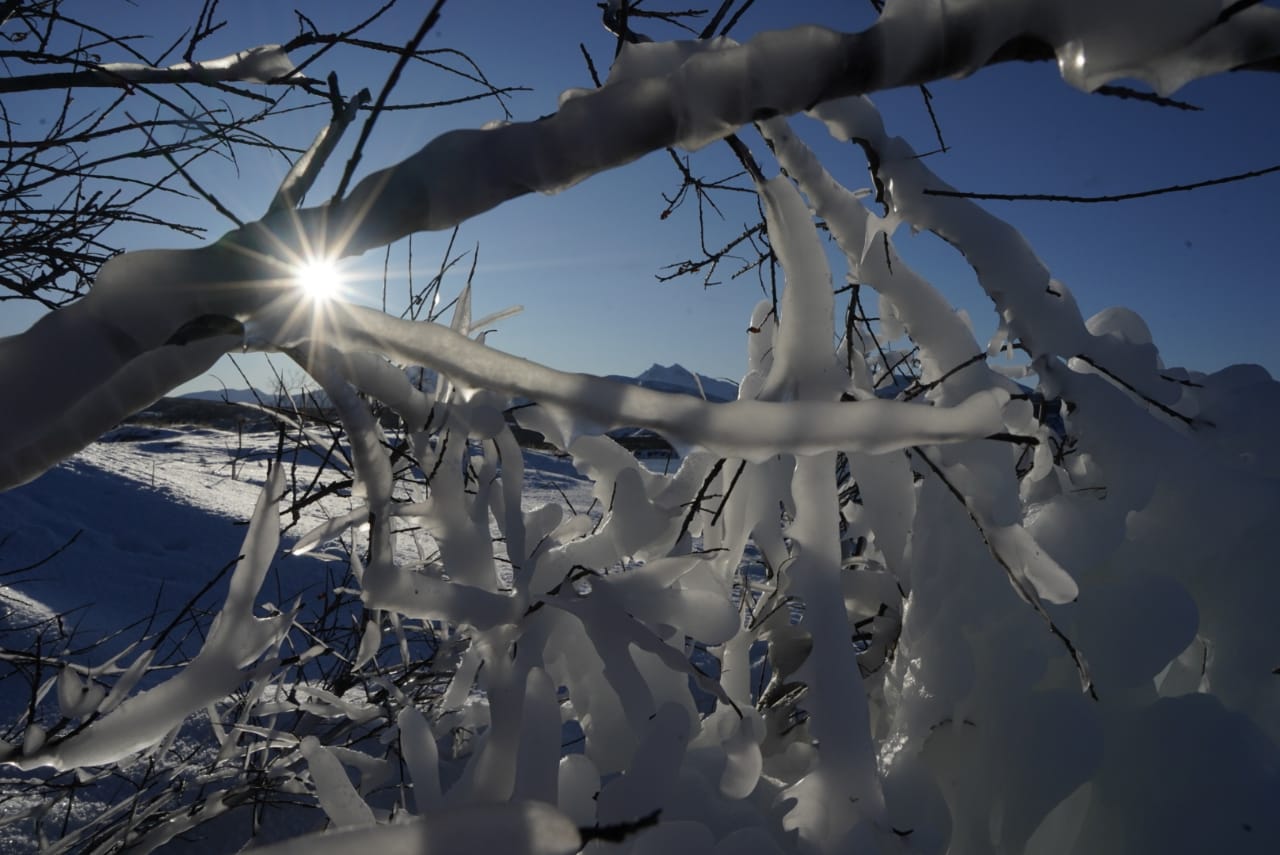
[610, 363, 739, 403]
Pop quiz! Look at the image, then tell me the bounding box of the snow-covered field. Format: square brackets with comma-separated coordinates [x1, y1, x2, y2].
[3, 424, 596, 628]
[0, 423, 600, 853]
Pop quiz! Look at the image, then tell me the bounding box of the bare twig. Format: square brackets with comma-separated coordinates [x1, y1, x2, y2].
[268, 73, 369, 216]
[912, 446, 1096, 699]
[1072, 354, 1206, 428]
[924, 163, 1280, 203]
[0, 529, 83, 578]
[331, 0, 448, 202]
[127, 111, 244, 226]
[1094, 84, 1200, 111]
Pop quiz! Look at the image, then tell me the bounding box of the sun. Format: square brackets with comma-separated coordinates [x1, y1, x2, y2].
[294, 257, 342, 302]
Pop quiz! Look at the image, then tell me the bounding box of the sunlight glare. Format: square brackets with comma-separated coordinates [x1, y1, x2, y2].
[295, 258, 342, 301]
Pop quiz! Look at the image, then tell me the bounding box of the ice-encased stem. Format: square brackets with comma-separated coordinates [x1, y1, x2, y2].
[270, 302, 1008, 463]
[752, 175, 887, 849]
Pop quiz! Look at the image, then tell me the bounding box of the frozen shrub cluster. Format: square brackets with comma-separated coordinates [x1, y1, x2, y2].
[2, 2, 1279, 852]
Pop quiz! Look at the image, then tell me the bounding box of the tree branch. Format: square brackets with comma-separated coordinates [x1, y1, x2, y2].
[0, 45, 313, 95]
[325, 12, 1280, 255]
[924, 162, 1280, 203]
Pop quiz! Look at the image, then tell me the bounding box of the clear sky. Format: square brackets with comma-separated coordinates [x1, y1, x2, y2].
[5, 1, 1279, 394]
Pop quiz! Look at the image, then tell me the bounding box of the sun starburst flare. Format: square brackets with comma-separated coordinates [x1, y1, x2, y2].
[294, 257, 343, 302]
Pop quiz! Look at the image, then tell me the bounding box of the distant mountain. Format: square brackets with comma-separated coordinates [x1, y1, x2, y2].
[179, 388, 277, 405]
[181, 368, 438, 407]
[178, 387, 332, 408]
[605, 363, 739, 403]
[179, 363, 735, 413]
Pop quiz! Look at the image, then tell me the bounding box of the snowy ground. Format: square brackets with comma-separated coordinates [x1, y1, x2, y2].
[0, 424, 601, 853]
[1, 425, 597, 632]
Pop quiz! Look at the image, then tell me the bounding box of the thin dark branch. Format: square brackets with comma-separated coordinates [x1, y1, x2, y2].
[710, 460, 747, 527]
[678, 457, 726, 543]
[912, 446, 1096, 700]
[282, 0, 401, 80]
[127, 111, 244, 227]
[724, 133, 765, 184]
[341, 88, 527, 112]
[0, 529, 83, 577]
[1094, 84, 1201, 111]
[719, 0, 757, 36]
[850, 137, 889, 215]
[579, 43, 603, 88]
[986, 431, 1039, 446]
[918, 84, 948, 152]
[1072, 354, 1206, 428]
[902, 352, 986, 400]
[1217, 0, 1264, 26]
[0, 0, 21, 28]
[269, 73, 369, 215]
[924, 163, 1280, 203]
[579, 810, 662, 845]
[700, 0, 736, 39]
[331, 0, 448, 202]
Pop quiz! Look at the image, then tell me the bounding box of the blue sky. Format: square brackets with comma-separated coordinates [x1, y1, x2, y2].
[5, 0, 1278, 393]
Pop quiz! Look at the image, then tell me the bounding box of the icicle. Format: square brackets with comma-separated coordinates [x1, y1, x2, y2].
[301, 736, 376, 827]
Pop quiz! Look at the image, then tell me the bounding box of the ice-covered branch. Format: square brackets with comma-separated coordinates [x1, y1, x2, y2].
[325, 3, 1280, 254]
[0, 45, 306, 94]
[0, 216, 311, 490]
[264, 302, 1010, 462]
[7, 468, 292, 772]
